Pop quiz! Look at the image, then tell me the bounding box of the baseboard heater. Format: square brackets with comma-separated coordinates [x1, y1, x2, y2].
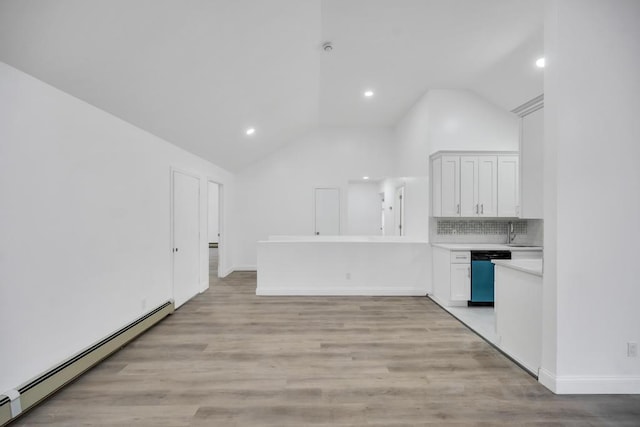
[0, 301, 174, 426]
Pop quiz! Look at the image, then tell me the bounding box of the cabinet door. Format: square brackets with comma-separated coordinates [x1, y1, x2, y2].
[498, 155, 520, 217]
[478, 156, 498, 217]
[520, 108, 544, 219]
[460, 156, 478, 217]
[431, 157, 442, 216]
[451, 263, 471, 301]
[441, 156, 460, 217]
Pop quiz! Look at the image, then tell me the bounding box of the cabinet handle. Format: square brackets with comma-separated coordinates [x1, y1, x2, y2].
[457, 204, 460, 214]
[468, 267, 471, 278]
[475, 204, 479, 214]
[481, 204, 484, 214]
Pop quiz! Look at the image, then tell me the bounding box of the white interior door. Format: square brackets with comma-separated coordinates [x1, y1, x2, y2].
[207, 182, 219, 244]
[394, 186, 405, 236]
[173, 170, 200, 308]
[315, 188, 340, 235]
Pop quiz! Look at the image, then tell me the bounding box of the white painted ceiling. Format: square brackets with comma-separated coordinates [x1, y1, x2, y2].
[0, 0, 543, 171]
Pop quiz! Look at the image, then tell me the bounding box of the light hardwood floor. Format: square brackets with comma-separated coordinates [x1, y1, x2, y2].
[12, 251, 640, 426]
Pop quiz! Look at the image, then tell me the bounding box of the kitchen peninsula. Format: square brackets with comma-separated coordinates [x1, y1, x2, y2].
[257, 235, 430, 296]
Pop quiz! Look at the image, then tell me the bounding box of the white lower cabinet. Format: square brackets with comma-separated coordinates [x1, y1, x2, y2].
[450, 263, 471, 301]
[432, 247, 470, 307]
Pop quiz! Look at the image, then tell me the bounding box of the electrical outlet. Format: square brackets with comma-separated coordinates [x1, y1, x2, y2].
[628, 342, 638, 358]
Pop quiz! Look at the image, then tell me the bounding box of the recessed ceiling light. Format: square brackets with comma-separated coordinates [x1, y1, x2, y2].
[536, 57, 545, 68]
[363, 176, 370, 180]
[364, 90, 374, 98]
[245, 127, 255, 136]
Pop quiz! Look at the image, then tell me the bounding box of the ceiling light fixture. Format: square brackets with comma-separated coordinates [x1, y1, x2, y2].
[322, 42, 333, 52]
[364, 90, 374, 98]
[536, 57, 545, 68]
[363, 176, 370, 180]
[245, 127, 255, 136]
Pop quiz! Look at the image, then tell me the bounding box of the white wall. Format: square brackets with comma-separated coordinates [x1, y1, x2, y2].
[233, 127, 395, 268]
[0, 62, 235, 394]
[392, 89, 520, 242]
[208, 182, 220, 243]
[394, 92, 431, 177]
[347, 181, 382, 235]
[426, 89, 520, 154]
[541, 0, 640, 394]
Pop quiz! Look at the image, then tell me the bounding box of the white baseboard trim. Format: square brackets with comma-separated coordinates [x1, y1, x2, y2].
[217, 266, 256, 277]
[427, 294, 466, 308]
[199, 280, 209, 292]
[219, 266, 234, 278]
[538, 368, 640, 394]
[233, 265, 257, 272]
[256, 286, 427, 296]
[538, 368, 558, 393]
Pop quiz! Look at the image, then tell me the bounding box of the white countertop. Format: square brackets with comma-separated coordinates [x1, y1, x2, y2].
[492, 259, 543, 277]
[262, 236, 429, 244]
[431, 243, 543, 252]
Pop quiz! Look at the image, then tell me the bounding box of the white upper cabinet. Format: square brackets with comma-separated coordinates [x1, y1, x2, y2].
[459, 156, 497, 217]
[497, 155, 520, 217]
[477, 156, 498, 217]
[520, 107, 544, 219]
[440, 156, 460, 217]
[431, 156, 442, 216]
[459, 156, 478, 217]
[431, 151, 517, 218]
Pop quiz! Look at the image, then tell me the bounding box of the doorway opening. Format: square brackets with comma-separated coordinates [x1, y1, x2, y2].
[207, 181, 222, 282]
[314, 187, 340, 235]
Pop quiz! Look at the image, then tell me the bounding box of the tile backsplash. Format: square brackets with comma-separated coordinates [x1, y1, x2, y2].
[430, 218, 543, 245]
[437, 219, 527, 235]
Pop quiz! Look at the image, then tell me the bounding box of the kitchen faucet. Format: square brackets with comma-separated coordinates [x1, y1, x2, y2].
[507, 221, 517, 244]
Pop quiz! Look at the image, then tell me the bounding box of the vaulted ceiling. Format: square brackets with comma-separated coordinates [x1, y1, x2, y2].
[0, 0, 543, 171]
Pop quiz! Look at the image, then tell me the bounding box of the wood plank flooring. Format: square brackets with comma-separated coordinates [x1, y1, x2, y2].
[12, 251, 640, 426]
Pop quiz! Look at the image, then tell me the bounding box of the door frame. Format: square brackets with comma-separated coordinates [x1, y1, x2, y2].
[379, 191, 385, 235]
[206, 178, 225, 279]
[170, 167, 202, 305]
[395, 185, 405, 236]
